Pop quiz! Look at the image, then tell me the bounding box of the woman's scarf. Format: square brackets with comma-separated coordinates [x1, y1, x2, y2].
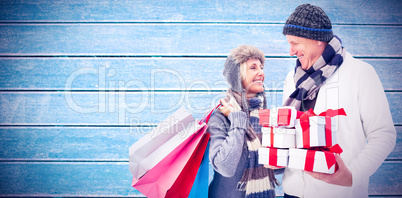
[283, 35, 346, 111]
[225, 90, 278, 198]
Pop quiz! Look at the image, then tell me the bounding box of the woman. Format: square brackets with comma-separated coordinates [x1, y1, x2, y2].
[207, 45, 279, 198]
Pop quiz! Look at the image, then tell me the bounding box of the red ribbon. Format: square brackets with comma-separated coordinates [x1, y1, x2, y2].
[299, 108, 347, 148]
[300, 109, 316, 148]
[304, 150, 315, 171]
[278, 109, 291, 126]
[270, 127, 274, 147]
[319, 108, 347, 148]
[304, 144, 343, 172]
[259, 108, 293, 126]
[259, 109, 270, 126]
[269, 147, 278, 166]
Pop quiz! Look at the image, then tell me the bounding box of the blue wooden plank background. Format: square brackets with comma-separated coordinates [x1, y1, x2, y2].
[0, 58, 400, 90]
[0, 0, 401, 197]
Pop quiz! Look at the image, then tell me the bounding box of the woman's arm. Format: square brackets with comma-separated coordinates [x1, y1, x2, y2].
[208, 111, 248, 177]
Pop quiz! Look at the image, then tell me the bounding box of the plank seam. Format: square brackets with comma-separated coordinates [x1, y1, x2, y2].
[0, 89, 282, 92]
[1, 159, 400, 163]
[0, 55, 401, 59]
[0, 196, 146, 198]
[0, 124, 401, 128]
[0, 21, 401, 26]
[0, 124, 158, 127]
[0, 89, 400, 92]
[0, 159, 129, 163]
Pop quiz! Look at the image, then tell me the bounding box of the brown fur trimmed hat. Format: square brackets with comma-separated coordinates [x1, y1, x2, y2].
[230, 45, 266, 66]
[223, 45, 265, 93]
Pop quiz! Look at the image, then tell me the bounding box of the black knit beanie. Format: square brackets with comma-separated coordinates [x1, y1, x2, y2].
[283, 4, 333, 42]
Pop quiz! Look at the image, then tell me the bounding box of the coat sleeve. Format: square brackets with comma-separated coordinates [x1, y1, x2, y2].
[208, 111, 248, 177]
[348, 62, 396, 187]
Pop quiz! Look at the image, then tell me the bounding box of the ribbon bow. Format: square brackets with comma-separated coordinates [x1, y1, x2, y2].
[298, 108, 346, 148]
[305, 144, 343, 172]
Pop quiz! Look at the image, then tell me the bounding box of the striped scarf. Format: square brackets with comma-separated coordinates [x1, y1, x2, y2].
[284, 35, 346, 111]
[226, 90, 278, 198]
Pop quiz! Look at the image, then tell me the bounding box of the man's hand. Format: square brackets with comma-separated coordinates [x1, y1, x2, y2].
[305, 154, 352, 187]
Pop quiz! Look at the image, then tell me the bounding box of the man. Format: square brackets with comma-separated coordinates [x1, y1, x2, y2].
[280, 4, 396, 198]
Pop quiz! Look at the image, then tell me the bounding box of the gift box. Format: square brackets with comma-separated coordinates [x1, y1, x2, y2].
[295, 108, 346, 148]
[262, 127, 296, 148]
[259, 106, 297, 127]
[288, 148, 338, 174]
[258, 147, 289, 167]
[295, 116, 337, 148]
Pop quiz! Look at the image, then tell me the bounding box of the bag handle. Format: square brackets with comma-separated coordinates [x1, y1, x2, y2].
[199, 103, 222, 124]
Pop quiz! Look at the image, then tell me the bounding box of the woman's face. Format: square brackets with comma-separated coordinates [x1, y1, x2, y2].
[241, 58, 265, 97]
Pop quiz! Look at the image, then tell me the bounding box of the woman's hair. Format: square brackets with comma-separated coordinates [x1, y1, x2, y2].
[240, 62, 247, 80]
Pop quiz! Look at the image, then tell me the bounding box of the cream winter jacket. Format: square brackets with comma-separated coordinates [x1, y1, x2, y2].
[281, 52, 396, 198]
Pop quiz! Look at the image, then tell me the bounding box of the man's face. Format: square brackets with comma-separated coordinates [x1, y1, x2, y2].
[286, 35, 323, 70]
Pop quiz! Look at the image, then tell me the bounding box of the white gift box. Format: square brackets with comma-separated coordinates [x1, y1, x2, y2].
[262, 127, 296, 148]
[288, 148, 336, 174]
[258, 147, 289, 167]
[295, 116, 337, 148]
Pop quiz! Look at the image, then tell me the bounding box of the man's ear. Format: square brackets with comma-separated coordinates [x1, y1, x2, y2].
[316, 41, 328, 50]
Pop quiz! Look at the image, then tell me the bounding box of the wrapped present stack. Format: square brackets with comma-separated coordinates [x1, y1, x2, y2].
[258, 106, 297, 167]
[258, 107, 347, 174]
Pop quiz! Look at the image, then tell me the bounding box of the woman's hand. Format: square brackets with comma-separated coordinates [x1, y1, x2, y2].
[305, 154, 353, 187]
[218, 98, 235, 117]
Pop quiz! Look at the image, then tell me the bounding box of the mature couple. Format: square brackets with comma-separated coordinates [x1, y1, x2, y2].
[207, 4, 396, 198]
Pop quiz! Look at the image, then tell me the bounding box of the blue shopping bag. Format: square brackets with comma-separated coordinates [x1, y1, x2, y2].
[188, 142, 209, 198]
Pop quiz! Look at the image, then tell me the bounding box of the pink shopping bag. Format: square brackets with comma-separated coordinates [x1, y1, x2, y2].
[132, 123, 208, 198]
[131, 104, 221, 198]
[165, 132, 210, 198]
[129, 106, 199, 180]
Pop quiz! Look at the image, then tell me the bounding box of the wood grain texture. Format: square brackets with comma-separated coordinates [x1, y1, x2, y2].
[0, 92, 278, 124]
[0, 92, 400, 125]
[0, 162, 139, 196]
[0, 127, 146, 160]
[0, 25, 401, 57]
[368, 161, 402, 196]
[0, 0, 400, 197]
[0, 58, 400, 90]
[0, 0, 401, 24]
[0, 126, 400, 161]
[0, 162, 398, 196]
